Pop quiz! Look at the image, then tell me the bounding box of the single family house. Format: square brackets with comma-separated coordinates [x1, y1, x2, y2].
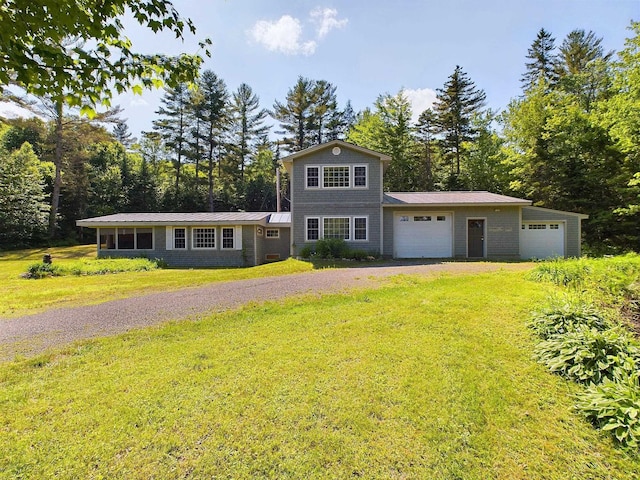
[77, 140, 587, 266]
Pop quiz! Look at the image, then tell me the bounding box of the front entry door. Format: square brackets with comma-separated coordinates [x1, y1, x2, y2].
[468, 219, 485, 257]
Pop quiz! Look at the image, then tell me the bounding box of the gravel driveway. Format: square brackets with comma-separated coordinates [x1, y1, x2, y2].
[0, 261, 531, 361]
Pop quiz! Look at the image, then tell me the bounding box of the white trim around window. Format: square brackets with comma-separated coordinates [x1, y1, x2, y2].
[192, 227, 217, 249]
[353, 216, 368, 241]
[221, 227, 235, 250]
[173, 227, 186, 249]
[306, 165, 320, 188]
[305, 215, 369, 242]
[353, 164, 368, 188]
[323, 165, 351, 188]
[306, 217, 320, 241]
[266, 228, 280, 239]
[304, 164, 368, 190]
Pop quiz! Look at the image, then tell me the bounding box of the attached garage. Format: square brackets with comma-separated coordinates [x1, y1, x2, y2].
[393, 212, 453, 258]
[520, 222, 565, 259]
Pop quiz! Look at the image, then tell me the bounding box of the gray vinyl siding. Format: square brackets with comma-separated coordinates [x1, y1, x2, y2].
[97, 226, 256, 267]
[522, 207, 583, 257]
[383, 206, 521, 258]
[260, 227, 291, 261]
[291, 148, 384, 255]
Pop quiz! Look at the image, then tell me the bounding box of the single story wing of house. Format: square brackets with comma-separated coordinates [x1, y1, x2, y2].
[77, 140, 588, 266]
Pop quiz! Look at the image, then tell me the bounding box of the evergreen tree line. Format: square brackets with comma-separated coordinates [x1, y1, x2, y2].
[1, 24, 638, 251]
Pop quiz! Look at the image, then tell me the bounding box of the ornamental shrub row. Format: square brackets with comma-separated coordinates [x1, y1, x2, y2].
[299, 238, 375, 261]
[24, 257, 162, 279]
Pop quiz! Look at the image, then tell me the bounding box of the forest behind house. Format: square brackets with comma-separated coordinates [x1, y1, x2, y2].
[1, 24, 639, 253]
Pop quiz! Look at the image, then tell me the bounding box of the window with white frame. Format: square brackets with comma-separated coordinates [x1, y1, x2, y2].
[323, 166, 350, 188]
[222, 227, 235, 249]
[324, 217, 350, 240]
[306, 166, 319, 188]
[174, 228, 186, 249]
[306, 218, 319, 241]
[193, 228, 216, 249]
[306, 216, 369, 242]
[354, 217, 367, 240]
[266, 228, 280, 239]
[354, 165, 367, 187]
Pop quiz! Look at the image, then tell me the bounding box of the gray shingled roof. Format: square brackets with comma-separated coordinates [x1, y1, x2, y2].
[77, 212, 276, 227]
[383, 191, 531, 206]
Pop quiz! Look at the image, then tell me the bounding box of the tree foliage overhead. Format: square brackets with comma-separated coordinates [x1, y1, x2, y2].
[0, 0, 211, 113]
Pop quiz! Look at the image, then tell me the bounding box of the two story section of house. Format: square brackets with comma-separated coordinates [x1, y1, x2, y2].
[282, 141, 391, 257]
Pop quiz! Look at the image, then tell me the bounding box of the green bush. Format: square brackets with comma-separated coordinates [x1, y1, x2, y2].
[299, 245, 314, 259]
[534, 326, 639, 385]
[576, 374, 640, 448]
[315, 238, 348, 259]
[348, 249, 369, 261]
[527, 258, 591, 287]
[24, 257, 161, 278]
[25, 262, 63, 279]
[528, 296, 612, 340]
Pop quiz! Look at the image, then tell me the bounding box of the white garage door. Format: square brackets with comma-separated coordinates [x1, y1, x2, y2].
[520, 222, 565, 259]
[394, 212, 453, 258]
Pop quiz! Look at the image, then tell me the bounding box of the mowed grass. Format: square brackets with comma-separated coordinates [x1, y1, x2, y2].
[1, 272, 638, 478]
[0, 246, 314, 317]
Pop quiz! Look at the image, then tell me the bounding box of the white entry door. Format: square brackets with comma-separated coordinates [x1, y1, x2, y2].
[394, 212, 453, 258]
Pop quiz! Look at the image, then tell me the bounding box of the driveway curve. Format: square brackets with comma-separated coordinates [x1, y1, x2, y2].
[0, 261, 532, 361]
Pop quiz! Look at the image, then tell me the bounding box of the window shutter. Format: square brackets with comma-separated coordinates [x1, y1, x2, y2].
[165, 226, 173, 250]
[235, 226, 243, 250]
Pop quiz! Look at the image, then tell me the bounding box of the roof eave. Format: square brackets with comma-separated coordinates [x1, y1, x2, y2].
[76, 219, 270, 228]
[382, 202, 531, 208]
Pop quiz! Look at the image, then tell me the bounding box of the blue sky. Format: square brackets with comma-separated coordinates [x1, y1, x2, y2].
[4, 0, 639, 137]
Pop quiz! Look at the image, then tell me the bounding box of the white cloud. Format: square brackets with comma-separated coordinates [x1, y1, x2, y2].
[0, 102, 38, 119]
[249, 15, 317, 56]
[310, 7, 348, 38]
[403, 88, 437, 122]
[130, 97, 149, 107]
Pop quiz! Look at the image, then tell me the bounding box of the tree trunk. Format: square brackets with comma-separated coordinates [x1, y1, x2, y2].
[48, 101, 63, 239]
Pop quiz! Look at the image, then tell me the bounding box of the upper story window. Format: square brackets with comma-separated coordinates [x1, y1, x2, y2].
[306, 166, 319, 188]
[323, 166, 350, 188]
[305, 165, 368, 189]
[354, 166, 367, 187]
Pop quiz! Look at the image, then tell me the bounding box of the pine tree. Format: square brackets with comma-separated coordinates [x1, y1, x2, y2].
[192, 70, 228, 212]
[153, 83, 191, 198]
[415, 108, 438, 190]
[521, 28, 557, 90]
[556, 29, 613, 77]
[112, 120, 135, 147]
[228, 83, 269, 184]
[309, 80, 339, 144]
[434, 66, 486, 186]
[272, 76, 315, 153]
[272, 77, 342, 152]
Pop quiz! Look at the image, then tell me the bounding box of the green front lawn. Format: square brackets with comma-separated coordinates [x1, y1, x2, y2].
[0, 246, 314, 317]
[1, 271, 637, 478]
